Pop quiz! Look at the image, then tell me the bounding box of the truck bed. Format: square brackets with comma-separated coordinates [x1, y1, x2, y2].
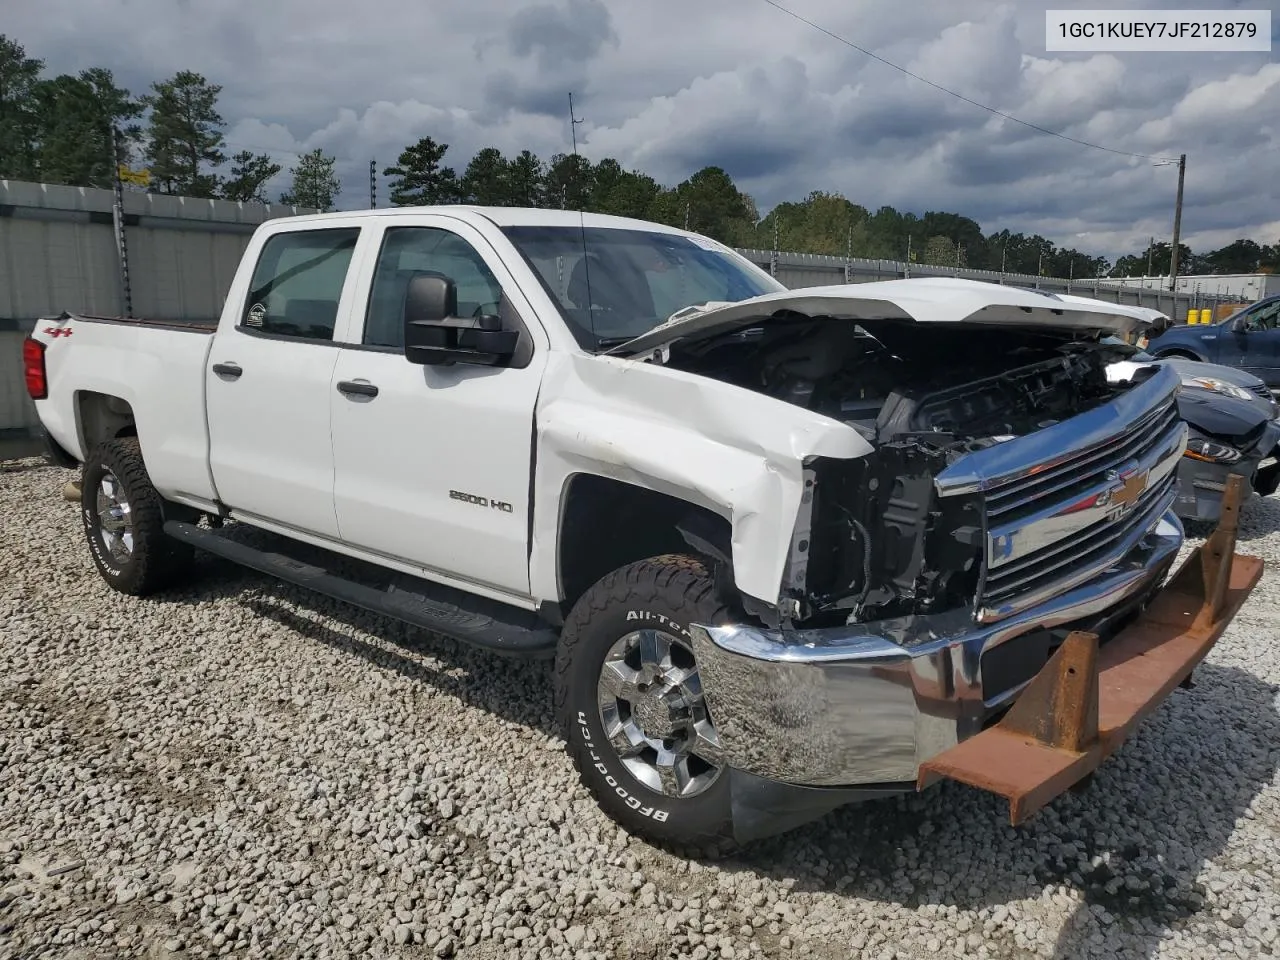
[33, 312, 219, 505]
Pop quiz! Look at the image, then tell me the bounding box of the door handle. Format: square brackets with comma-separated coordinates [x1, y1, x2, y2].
[337, 380, 379, 398]
[212, 362, 242, 379]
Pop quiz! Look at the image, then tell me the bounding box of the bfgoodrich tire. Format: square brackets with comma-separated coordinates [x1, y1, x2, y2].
[81, 438, 193, 596]
[555, 554, 736, 851]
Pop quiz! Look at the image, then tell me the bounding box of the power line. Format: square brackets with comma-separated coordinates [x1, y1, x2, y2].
[758, 0, 1179, 162]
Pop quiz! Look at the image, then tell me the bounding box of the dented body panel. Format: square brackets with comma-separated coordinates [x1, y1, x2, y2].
[529, 351, 870, 607]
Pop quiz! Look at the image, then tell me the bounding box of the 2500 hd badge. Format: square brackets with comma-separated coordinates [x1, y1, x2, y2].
[449, 489, 514, 513]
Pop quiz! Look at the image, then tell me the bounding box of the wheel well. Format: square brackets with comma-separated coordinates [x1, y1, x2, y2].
[77, 391, 137, 452]
[557, 475, 732, 611]
[1156, 349, 1203, 361]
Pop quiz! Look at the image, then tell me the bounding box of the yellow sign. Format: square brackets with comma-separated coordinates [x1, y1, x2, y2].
[117, 164, 151, 187]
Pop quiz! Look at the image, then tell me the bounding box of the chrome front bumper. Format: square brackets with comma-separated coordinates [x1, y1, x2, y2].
[689, 509, 1184, 788]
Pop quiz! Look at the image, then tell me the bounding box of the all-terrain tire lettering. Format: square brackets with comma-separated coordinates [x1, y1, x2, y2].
[555, 555, 734, 851]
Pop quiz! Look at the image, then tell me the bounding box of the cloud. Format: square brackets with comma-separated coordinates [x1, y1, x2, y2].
[503, 0, 617, 72]
[4, 0, 1277, 259]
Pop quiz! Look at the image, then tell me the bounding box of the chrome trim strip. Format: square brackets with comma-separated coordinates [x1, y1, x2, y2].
[984, 404, 1180, 519]
[934, 365, 1181, 497]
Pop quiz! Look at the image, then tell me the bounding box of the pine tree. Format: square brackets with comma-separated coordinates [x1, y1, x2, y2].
[0, 35, 44, 180]
[222, 151, 282, 203]
[545, 153, 594, 210]
[506, 150, 545, 207]
[460, 147, 511, 205]
[33, 69, 141, 188]
[384, 136, 459, 206]
[279, 149, 340, 211]
[143, 70, 226, 197]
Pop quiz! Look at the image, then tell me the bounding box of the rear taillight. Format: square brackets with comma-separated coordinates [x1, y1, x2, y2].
[23, 336, 48, 400]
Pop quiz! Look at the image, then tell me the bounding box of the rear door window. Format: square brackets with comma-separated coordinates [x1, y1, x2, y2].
[241, 228, 360, 341]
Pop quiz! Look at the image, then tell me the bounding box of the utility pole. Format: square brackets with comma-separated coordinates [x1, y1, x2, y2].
[568, 93, 584, 157]
[905, 234, 912, 278]
[1169, 152, 1186, 291]
[684, 203, 690, 231]
[369, 159, 377, 209]
[1147, 236, 1154, 277]
[770, 220, 779, 278]
[1000, 240, 1007, 281]
[844, 224, 852, 283]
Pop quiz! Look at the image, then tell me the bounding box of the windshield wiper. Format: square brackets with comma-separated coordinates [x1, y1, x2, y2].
[594, 336, 637, 352]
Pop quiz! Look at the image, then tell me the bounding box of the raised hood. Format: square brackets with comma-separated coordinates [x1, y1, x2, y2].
[606, 276, 1157, 357]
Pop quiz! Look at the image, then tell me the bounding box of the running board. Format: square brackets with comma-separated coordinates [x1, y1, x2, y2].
[163, 521, 557, 658]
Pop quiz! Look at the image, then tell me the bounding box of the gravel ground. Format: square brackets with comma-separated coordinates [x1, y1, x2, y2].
[2, 456, 1278, 960]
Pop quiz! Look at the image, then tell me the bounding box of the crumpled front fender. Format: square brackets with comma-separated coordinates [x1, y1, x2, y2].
[529, 352, 870, 607]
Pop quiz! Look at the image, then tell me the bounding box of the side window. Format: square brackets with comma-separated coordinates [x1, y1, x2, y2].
[241, 228, 360, 341]
[1247, 300, 1280, 331]
[364, 227, 504, 348]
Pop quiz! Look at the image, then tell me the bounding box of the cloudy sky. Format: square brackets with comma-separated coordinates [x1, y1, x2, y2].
[7, 0, 1278, 259]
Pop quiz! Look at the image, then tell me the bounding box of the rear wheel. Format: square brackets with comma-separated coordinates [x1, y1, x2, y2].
[81, 438, 193, 596]
[556, 554, 736, 851]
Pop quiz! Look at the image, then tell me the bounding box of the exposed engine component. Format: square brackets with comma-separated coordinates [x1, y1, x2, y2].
[665, 317, 1138, 625]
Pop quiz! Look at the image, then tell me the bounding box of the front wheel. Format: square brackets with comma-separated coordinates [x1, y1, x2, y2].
[555, 554, 736, 851]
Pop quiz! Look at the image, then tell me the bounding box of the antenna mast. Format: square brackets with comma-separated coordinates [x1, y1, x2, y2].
[569, 93, 585, 156]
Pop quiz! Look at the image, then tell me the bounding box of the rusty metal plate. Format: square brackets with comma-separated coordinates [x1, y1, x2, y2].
[918, 475, 1263, 825]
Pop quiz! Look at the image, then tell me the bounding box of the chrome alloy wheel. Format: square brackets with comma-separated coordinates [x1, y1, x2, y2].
[596, 629, 724, 798]
[95, 470, 134, 563]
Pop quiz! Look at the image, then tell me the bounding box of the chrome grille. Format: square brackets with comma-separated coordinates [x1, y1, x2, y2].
[935, 365, 1186, 625]
[980, 468, 1177, 615]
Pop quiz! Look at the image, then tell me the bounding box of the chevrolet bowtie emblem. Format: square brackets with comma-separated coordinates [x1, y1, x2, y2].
[1111, 469, 1149, 509]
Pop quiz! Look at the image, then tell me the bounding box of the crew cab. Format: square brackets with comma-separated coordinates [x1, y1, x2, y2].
[23, 208, 1261, 848]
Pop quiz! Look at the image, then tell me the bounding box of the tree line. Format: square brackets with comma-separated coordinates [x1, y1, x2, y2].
[0, 36, 339, 208]
[2, 34, 1276, 277]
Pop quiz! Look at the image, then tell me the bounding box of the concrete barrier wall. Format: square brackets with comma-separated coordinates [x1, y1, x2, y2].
[0, 180, 317, 329]
[1, 180, 317, 438]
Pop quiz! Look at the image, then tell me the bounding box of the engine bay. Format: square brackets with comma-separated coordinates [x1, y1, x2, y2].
[664, 316, 1145, 626]
[666, 315, 1128, 447]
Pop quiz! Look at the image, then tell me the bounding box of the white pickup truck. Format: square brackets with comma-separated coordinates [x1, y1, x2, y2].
[24, 207, 1260, 849]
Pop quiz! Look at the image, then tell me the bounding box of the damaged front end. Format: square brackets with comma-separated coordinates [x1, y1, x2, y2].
[1173, 388, 1280, 522]
[665, 317, 1172, 630]
[686, 358, 1201, 810]
[671, 321, 1234, 822]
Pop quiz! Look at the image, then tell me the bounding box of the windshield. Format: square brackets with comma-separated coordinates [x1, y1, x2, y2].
[1101, 335, 1154, 362]
[501, 225, 784, 350]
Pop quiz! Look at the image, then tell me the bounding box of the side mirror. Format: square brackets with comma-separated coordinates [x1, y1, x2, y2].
[402, 274, 518, 367]
[1232, 316, 1250, 333]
